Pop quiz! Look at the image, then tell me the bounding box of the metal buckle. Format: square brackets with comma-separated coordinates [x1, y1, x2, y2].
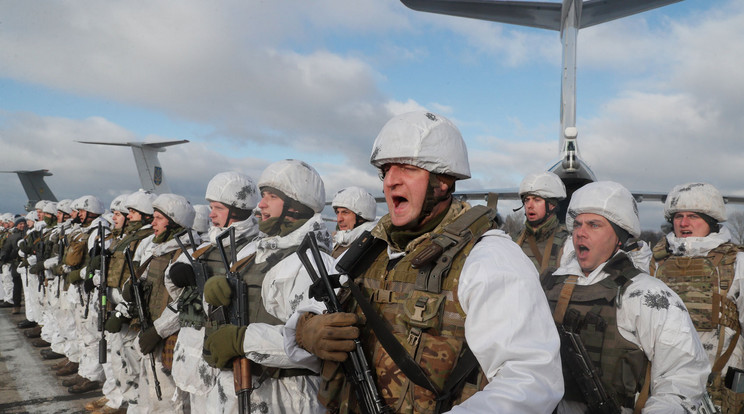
[407, 327, 422, 347]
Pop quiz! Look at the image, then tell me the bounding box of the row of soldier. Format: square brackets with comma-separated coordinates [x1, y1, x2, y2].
[0, 110, 741, 413]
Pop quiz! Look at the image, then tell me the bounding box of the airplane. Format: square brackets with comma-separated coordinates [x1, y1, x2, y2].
[76, 139, 189, 194]
[0, 169, 58, 211]
[396, 0, 744, 218]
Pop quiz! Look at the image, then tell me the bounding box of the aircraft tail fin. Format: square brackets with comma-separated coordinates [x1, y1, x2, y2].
[0, 169, 58, 209]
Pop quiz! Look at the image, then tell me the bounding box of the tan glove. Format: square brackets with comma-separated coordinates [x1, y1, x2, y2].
[295, 312, 360, 362]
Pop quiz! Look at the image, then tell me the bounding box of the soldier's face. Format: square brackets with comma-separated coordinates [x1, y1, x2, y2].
[382, 163, 430, 227]
[152, 211, 170, 236]
[16, 222, 26, 231]
[673, 212, 711, 238]
[127, 209, 143, 222]
[335, 207, 357, 231]
[56, 211, 65, 223]
[258, 190, 284, 221]
[523, 195, 548, 224]
[209, 201, 230, 228]
[112, 211, 127, 229]
[572, 213, 620, 276]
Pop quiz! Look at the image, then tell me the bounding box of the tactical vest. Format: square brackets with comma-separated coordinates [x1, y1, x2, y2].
[516, 215, 568, 274]
[322, 204, 495, 414]
[543, 254, 648, 409]
[142, 249, 181, 321]
[233, 248, 293, 327]
[108, 227, 154, 290]
[652, 240, 741, 332]
[64, 227, 92, 268]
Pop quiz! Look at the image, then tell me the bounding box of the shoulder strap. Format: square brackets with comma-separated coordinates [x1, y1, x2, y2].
[231, 253, 256, 272]
[413, 205, 496, 293]
[191, 244, 212, 260]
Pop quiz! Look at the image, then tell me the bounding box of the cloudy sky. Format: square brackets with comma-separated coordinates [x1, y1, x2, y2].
[1, 0, 742, 231]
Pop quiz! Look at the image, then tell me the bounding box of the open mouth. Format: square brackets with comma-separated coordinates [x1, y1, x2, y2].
[391, 195, 408, 210]
[680, 230, 693, 237]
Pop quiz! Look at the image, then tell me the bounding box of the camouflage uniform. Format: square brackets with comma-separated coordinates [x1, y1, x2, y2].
[514, 214, 568, 274]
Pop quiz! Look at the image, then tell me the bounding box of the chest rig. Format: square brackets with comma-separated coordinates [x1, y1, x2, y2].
[323, 205, 496, 414]
[543, 253, 648, 410]
[142, 249, 181, 321]
[108, 227, 155, 290]
[516, 216, 569, 274]
[653, 240, 742, 404]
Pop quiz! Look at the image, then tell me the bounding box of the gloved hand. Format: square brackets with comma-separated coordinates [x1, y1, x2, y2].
[89, 255, 102, 271]
[29, 262, 44, 274]
[138, 326, 162, 355]
[27, 255, 38, 267]
[295, 312, 359, 362]
[122, 280, 134, 302]
[66, 269, 83, 284]
[83, 277, 96, 293]
[203, 276, 231, 307]
[203, 324, 246, 368]
[52, 264, 65, 276]
[104, 312, 129, 333]
[169, 262, 196, 288]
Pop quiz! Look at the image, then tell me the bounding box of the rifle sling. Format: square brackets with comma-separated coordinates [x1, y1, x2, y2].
[348, 281, 478, 401]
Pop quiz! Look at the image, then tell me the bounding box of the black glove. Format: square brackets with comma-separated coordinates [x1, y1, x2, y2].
[83, 277, 96, 293]
[104, 312, 129, 333]
[138, 326, 162, 355]
[89, 255, 102, 271]
[122, 280, 134, 302]
[169, 262, 196, 288]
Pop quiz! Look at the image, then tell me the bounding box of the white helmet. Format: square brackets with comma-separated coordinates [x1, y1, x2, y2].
[76, 195, 105, 215]
[664, 182, 727, 222]
[110, 193, 130, 214]
[192, 204, 211, 234]
[125, 190, 157, 215]
[258, 159, 325, 214]
[566, 181, 640, 238]
[152, 193, 195, 229]
[332, 186, 377, 222]
[205, 172, 260, 211]
[25, 211, 38, 221]
[42, 202, 58, 215]
[34, 200, 47, 210]
[519, 172, 566, 200]
[56, 199, 73, 215]
[370, 111, 470, 180]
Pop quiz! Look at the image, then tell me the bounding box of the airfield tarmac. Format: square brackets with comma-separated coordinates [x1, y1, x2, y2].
[0, 306, 101, 414]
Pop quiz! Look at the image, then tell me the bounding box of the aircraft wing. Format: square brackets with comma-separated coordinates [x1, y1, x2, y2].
[581, 0, 684, 28]
[400, 0, 683, 31]
[76, 139, 189, 149]
[401, 0, 562, 30]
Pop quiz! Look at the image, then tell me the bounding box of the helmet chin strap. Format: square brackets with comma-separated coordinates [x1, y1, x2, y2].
[399, 174, 452, 230]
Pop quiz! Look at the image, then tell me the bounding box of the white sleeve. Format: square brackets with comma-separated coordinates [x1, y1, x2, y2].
[243, 251, 334, 370]
[153, 305, 181, 338]
[448, 231, 563, 414]
[617, 276, 709, 413]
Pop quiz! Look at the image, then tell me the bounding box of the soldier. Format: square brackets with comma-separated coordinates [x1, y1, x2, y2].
[0, 215, 28, 314]
[95, 190, 157, 414]
[201, 161, 332, 413]
[131, 193, 195, 413]
[651, 182, 744, 410]
[287, 111, 563, 413]
[330, 186, 378, 258]
[16, 210, 40, 330]
[513, 171, 569, 274]
[543, 181, 709, 412]
[63, 195, 107, 394]
[168, 171, 258, 413]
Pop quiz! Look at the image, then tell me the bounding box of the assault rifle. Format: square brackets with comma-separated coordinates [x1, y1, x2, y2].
[56, 225, 66, 298]
[297, 232, 391, 414]
[98, 221, 108, 364]
[175, 228, 209, 293]
[124, 247, 162, 401]
[557, 322, 620, 414]
[36, 232, 45, 293]
[214, 227, 251, 414]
